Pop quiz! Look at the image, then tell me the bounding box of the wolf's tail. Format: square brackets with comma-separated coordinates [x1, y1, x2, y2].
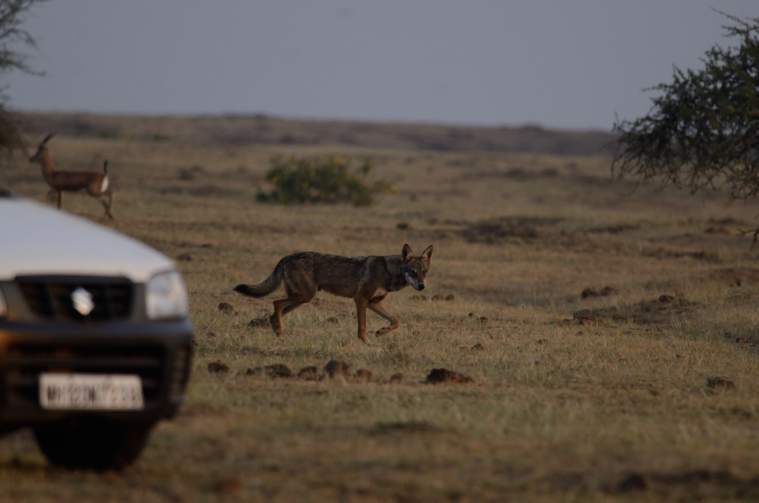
[103, 160, 109, 175]
[233, 261, 284, 298]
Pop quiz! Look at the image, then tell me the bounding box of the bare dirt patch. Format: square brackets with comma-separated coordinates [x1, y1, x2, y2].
[642, 247, 720, 262]
[369, 421, 442, 435]
[573, 294, 698, 325]
[460, 216, 562, 244]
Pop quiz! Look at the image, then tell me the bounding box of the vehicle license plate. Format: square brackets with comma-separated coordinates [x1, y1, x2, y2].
[39, 373, 144, 410]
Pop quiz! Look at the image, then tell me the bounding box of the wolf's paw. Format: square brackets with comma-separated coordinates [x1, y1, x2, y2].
[269, 315, 282, 336]
[358, 334, 375, 346]
[375, 325, 399, 337]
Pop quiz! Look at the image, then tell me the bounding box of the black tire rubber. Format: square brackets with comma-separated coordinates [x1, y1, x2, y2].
[33, 417, 154, 471]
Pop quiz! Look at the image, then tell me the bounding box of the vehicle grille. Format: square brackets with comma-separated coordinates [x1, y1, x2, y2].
[16, 276, 134, 321]
[0, 342, 166, 409]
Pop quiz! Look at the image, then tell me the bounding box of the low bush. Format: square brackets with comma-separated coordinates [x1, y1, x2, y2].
[256, 156, 392, 206]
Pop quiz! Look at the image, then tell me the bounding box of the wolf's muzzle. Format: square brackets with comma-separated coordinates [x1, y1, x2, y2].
[404, 272, 424, 291]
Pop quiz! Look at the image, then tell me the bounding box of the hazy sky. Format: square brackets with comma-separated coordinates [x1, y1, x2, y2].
[6, 1, 757, 129]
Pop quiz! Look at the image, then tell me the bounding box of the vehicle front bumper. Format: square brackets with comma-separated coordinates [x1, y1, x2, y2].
[0, 319, 193, 430]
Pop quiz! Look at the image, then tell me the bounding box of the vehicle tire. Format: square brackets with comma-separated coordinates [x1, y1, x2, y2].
[33, 417, 154, 471]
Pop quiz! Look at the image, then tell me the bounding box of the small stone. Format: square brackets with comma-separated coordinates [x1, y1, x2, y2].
[354, 369, 373, 382]
[265, 364, 292, 378]
[388, 373, 404, 384]
[297, 366, 320, 381]
[324, 359, 351, 378]
[425, 368, 473, 384]
[248, 318, 270, 328]
[217, 302, 235, 314]
[706, 376, 735, 390]
[207, 361, 229, 374]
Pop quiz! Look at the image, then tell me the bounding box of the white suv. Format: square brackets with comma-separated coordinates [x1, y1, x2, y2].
[0, 191, 193, 470]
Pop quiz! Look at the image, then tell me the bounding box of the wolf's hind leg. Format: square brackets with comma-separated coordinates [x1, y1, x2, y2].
[271, 296, 312, 336]
[369, 300, 400, 337]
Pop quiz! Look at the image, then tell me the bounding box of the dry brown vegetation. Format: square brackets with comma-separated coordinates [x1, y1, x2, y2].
[3, 113, 759, 501]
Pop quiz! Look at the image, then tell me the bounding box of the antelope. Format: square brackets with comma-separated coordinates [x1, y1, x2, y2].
[28, 134, 114, 219]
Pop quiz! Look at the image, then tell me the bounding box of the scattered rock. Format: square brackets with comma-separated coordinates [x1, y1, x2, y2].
[297, 366, 321, 381]
[264, 364, 292, 378]
[207, 361, 229, 374]
[411, 294, 428, 301]
[425, 368, 473, 384]
[213, 477, 242, 495]
[248, 317, 270, 328]
[324, 359, 351, 378]
[478, 316, 488, 323]
[613, 473, 648, 492]
[396, 222, 411, 230]
[370, 421, 439, 435]
[573, 309, 596, 323]
[354, 369, 373, 382]
[388, 373, 404, 384]
[431, 294, 444, 301]
[325, 316, 340, 324]
[706, 376, 735, 391]
[217, 302, 235, 314]
[176, 253, 193, 262]
[444, 294, 455, 301]
[246, 364, 292, 378]
[470, 343, 484, 351]
[704, 226, 732, 235]
[581, 286, 618, 299]
[658, 294, 675, 303]
[206, 331, 217, 338]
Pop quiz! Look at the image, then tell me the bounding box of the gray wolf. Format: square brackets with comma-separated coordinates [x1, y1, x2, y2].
[234, 243, 433, 343]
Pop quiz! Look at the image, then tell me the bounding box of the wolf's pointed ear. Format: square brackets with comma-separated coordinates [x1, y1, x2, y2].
[402, 243, 413, 262]
[422, 245, 433, 264]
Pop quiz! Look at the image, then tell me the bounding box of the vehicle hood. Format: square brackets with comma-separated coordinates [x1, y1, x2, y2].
[0, 198, 174, 283]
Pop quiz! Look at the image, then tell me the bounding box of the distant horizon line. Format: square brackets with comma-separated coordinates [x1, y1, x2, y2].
[11, 107, 616, 134]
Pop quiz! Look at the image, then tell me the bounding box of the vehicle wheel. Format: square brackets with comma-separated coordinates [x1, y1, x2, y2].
[33, 417, 154, 471]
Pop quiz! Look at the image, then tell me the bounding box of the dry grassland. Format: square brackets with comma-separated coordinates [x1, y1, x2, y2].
[2, 115, 759, 501]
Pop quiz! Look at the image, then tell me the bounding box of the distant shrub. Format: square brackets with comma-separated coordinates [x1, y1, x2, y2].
[256, 156, 392, 206]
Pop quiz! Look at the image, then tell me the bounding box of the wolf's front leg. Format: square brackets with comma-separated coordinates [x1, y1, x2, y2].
[369, 300, 400, 336]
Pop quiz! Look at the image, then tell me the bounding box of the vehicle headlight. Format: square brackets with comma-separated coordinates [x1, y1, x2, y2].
[146, 271, 189, 320]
